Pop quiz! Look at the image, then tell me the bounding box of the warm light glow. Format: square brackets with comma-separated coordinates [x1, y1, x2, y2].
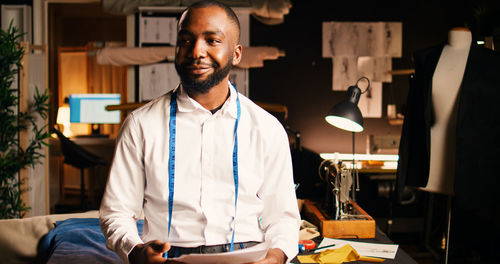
[56, 105, 70, 124]
[338, 161, 398, 170]
[320, 153, 399, 170]
[325, 116, 364, 132]
[320, 153, 399, 161]
[56, 105, 72, 137]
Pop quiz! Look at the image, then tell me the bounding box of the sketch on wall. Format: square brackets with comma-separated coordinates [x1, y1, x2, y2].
[358, 82, 382, 118]
[139, 63, 179, 101]
[357, 56, 392, 83]
[139, 16, 177, 46]
[332, 57, 358, 93]
[323, 21, 402, 117]
[323, 22, 402, 58]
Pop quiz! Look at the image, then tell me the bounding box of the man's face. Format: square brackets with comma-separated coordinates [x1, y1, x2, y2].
[175, 6, 241, 95]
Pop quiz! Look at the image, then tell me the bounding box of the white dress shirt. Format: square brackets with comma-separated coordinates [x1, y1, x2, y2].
[100, 82, 301, 263]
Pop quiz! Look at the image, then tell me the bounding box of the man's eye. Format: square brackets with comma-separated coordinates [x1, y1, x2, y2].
[208, 39, 221, 45]
[178, 39, 191, 45]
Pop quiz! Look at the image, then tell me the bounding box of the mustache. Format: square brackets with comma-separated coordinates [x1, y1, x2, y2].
[181, 59, 219, 69]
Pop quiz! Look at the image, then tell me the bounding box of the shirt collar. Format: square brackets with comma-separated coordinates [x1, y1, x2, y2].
[174, 81, 239, 119]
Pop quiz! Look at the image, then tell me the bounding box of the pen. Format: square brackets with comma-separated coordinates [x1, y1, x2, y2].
[313, 244, 336, 251]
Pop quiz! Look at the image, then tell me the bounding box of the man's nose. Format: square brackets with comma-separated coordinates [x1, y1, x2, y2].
[190, 39, 207, 59]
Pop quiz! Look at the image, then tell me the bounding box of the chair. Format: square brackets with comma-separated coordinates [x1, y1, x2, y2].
[53, 127, 107, 211]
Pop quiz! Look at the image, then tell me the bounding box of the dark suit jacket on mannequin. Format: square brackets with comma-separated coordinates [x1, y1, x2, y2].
[396, 42, 500, 261]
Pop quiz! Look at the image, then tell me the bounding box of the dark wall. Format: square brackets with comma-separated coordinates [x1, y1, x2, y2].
[248, 0, 497, 154]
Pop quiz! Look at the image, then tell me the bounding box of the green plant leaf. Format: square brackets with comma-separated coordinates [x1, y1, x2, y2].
[0, 20, 49, 219]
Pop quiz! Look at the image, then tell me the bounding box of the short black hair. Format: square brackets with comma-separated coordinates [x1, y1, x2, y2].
[182, 0, 241, 41]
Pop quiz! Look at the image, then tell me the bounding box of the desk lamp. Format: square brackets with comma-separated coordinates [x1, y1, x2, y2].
[325, 77, 370, 204]
[56, 98, 72, 137]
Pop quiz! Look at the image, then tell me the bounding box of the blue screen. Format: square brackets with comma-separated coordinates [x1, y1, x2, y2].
[69, 94, 121, 124]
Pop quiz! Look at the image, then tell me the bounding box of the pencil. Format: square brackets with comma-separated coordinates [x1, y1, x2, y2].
[313, 244, 336, 251]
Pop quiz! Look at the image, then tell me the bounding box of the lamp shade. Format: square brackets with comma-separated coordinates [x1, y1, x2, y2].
[56, 105, 70, 125]
[325, 85, 364, 132]
[56, 105, 72, 137]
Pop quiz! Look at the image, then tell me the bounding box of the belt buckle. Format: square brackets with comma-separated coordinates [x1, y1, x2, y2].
[198, 245, 205, 254]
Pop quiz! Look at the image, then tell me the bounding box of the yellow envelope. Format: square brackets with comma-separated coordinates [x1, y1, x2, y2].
[297, 244, 385, 264]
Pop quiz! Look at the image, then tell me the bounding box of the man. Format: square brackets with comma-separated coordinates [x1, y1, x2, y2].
[99, 1, 300, 264]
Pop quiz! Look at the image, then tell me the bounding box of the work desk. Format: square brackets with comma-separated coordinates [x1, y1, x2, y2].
[49, 136, 116, 212]
[297, 198, 417, 263]
[294, 226, 417, 263]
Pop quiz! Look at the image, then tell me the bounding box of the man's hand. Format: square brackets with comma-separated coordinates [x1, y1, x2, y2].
[246, 248, 286, 264]
[129, 240, 170, 264]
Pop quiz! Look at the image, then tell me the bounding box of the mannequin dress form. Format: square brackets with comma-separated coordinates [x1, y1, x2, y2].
[422, 27, 471, 264]
[422, 27, 471, 194]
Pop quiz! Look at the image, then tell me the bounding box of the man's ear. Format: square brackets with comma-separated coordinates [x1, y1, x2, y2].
[232, 44, 242, 66]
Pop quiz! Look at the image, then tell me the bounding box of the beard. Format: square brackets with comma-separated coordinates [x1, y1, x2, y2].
[175, 56, 233, 95]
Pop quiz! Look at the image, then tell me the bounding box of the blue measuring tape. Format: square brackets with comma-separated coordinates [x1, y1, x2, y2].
[167, 92, 177, 238]
[165, 86, 241, 257]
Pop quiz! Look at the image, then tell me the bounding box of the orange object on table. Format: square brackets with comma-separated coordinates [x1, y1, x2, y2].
[299, 239, 316, 250]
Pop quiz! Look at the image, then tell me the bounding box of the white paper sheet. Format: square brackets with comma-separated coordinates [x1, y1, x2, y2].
[139, 63, 179, 101]
[315, 237, 399, 259]
[383, 22, 403, 58]
[357, 56, 392, 83]
[171, 241, 269, 264]
[323, 21, 402, 93]
[322, 22, 402, 58]
[332, 56, 358, 91]
[140, 16, 177, 45]
[358, 81, 383, 118]
[322, 22, 359, 57]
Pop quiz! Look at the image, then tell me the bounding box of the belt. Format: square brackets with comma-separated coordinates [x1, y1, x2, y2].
[168, 241, 259, 258]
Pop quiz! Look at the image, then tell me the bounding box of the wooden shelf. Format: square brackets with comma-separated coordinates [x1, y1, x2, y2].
[388, 118, 404, 126]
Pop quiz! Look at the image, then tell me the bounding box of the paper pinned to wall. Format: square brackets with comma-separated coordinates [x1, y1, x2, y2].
[322, 22, 359, 57]
[383, 22, 403, 58]
[139, 63, 179, 101]
[331, 57, 390, 92]
[323, 21, 401, 113]
[139, 16, 177, 45]
[332, 56, 358, 91]
[357, 56, 392, 83]
[358, 81, 382, 118]
[322, 22, 402, 58]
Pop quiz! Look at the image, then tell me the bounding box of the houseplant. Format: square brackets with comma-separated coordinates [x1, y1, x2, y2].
[0, 21, 50, 218]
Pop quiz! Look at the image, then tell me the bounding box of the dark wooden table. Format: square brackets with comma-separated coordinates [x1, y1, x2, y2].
[293, 226, 417, 264]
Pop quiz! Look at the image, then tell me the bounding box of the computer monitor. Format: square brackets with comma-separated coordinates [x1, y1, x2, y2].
[69, 93, 121, 137]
